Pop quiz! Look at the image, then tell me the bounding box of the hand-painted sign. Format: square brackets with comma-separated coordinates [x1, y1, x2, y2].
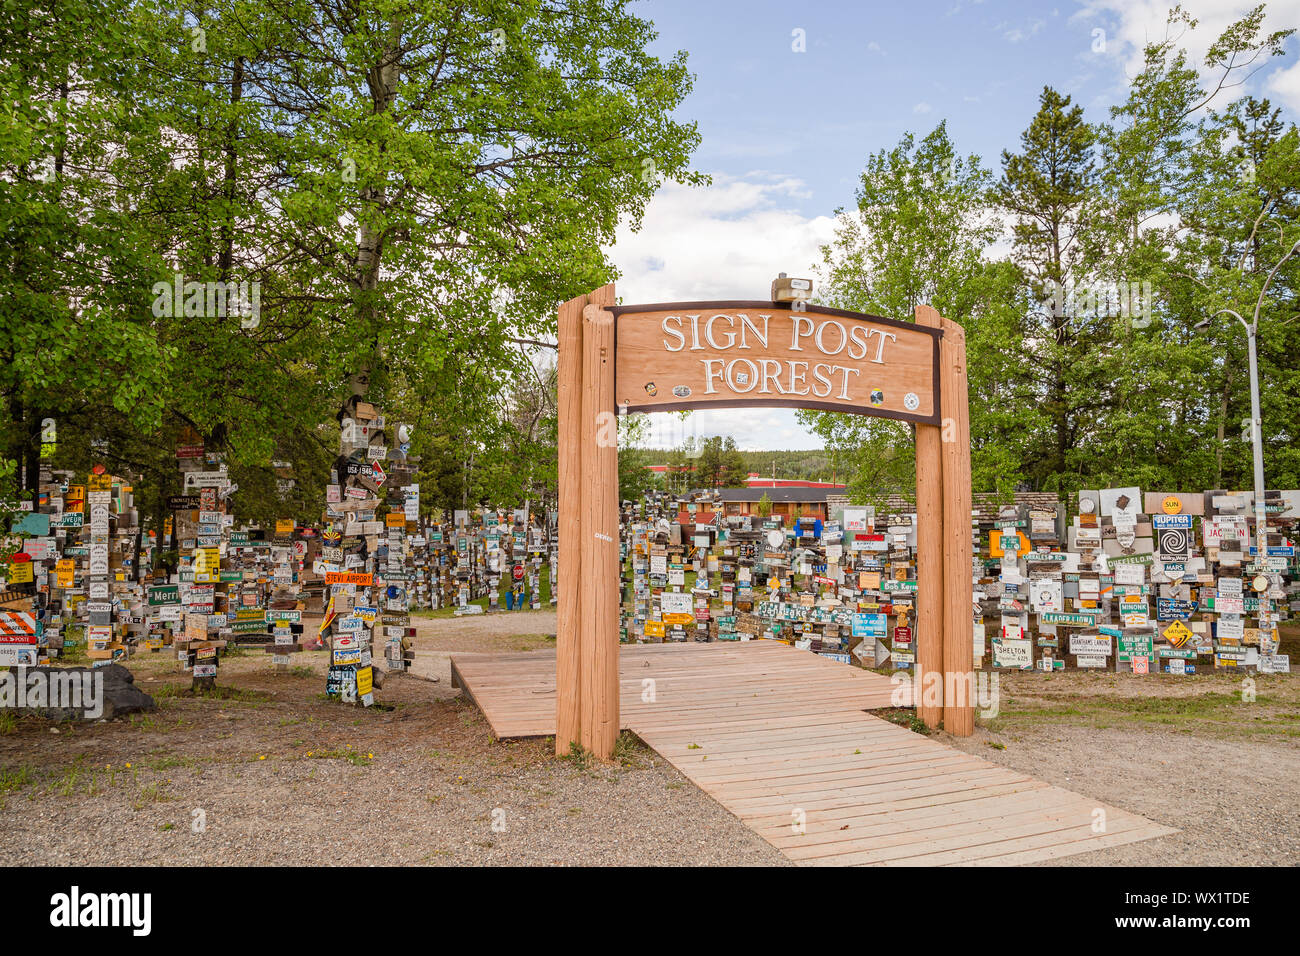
[325, 572, 373, 586]
[611, 302, 940, 424]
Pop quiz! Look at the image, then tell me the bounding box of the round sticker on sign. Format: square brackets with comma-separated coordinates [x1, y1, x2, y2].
[1162, 495, 1183, 515]
[766, 529, 784, 549]
[1252, 574, 1269, 593]
[903, 392, 920, 411]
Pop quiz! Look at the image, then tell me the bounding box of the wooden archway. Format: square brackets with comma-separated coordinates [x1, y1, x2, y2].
[556, 284, 973, 759]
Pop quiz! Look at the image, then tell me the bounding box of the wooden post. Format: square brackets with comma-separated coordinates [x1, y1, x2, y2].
[579, 302, 619, 759]
[939, 316, 974, 736]
[551, 291, 587, 754]
[913, 305, 944, 729]
[554, 293, 587, 756]
[548, 280, 608, 759]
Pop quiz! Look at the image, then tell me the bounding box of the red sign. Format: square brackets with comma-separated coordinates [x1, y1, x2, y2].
[892, 626, 912, 645]
[0, 612, 37, 643]
[325, 572, 373, 586]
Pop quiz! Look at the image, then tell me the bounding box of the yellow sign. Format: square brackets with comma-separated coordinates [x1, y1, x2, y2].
[88, 473, 112, 492]
[194, 547, 220, 581]
[1162, 495, 1183, 515]
[1163, 620, 1193, 647]
[385, 513, 406, 528]
[275, 519, 294, 536]
[8, 561, 34, 584]
[356, 666, 373, 697]
[56, 559, 75, 588]
[644, 620, 665, 638]
[662, 612, 694, 626]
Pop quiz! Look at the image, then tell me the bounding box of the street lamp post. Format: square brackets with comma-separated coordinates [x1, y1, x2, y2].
[1195, 309, 1267, 568]
[1193, 234, 1300, 654]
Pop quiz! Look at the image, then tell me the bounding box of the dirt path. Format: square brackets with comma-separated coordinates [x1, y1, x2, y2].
[0, 614, 1295, 866]
[939, 670, 1300, 866]
[0, 611, 782, 867]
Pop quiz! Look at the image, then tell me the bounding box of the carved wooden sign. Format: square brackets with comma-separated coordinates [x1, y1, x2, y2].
[612, 301, 941, 424]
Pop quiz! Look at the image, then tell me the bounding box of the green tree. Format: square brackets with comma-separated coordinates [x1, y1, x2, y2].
[1087, 5, 1296, 491]
[994, 86, 1104, 490]
[799, 122, 1026, 495]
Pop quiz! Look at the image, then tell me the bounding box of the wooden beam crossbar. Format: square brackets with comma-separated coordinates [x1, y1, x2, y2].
[557, 290, 973, 760]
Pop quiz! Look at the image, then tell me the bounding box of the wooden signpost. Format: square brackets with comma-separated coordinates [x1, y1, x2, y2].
[556, 286, 974, 759]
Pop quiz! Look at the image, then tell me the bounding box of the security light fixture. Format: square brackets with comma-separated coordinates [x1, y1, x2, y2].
[771, 272, 813, 303]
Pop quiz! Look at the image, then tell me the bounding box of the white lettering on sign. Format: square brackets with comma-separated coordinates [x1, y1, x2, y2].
[664, 313, 897, 365]
[620, 302, 938, 420]
[699, 357, 861, 400]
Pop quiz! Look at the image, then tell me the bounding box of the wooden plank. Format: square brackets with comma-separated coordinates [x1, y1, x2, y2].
[554, 291, 588, 755]
[913, 305, 944, 729]
[939, 313, 974, 736]
[449, 641, 1174, 865]
[579, 300, 619, 760]
[612, 302, 940, 422]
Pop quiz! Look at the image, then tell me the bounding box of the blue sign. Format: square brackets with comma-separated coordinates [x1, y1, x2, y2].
[851, 613, 887, 638]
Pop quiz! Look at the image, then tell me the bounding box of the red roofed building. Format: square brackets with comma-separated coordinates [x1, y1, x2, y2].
[743, 474, 845, 490]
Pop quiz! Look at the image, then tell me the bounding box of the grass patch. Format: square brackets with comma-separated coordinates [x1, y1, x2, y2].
[414, 566, 555, 619]
[878, 708, 932, 735]
[0, 764, 36, 794]
[154, 683, 271, 704]
[44, 755, 120, 796]
[132, 781, 174, 810]
[982, 686, 1299, 738]
[144, 754, 196, 772]
[612, 731, 650, 768]
[562, 740, 596, 770]
[0, 711, 17, 735]
[306, 747, 372, 767]
[58, 643, 89, 665]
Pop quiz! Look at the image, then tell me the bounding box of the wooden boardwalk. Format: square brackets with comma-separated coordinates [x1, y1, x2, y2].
[450, 641, 1175, 865]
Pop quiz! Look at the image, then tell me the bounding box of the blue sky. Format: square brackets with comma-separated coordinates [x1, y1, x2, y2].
[608, 0, 1300, 454]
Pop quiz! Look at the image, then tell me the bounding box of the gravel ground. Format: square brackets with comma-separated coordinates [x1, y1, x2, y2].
[939, 670, 1300, 866]
[1, 613, 1295, 866]
[0, 618, 784, 867]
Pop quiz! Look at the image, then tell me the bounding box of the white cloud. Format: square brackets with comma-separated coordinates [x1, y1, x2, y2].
[913, 101, 933, 114]
[608, 173, 837, 451]
[1074, 0, 1300, 107]
[867, 41, 885, 55]
[636, 406, 819, 453]
[610, 172, 835, 303]
[1267, 57, 1300, 111]
[1004, 18, 1046, 44]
